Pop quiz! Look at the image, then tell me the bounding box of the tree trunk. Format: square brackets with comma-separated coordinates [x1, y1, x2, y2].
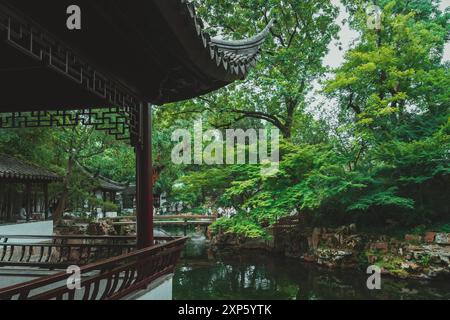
[53, 156, 74, 225]
[283, 98, 297, 139]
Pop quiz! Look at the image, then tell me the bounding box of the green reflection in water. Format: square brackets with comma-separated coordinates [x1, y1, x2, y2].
[163, 228, 450, 300]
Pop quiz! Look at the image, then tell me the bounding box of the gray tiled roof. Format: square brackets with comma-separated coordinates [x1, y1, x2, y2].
[77, 164, 127, 192]
[95, 175, 128, 192]
[0, 154, 60, 182]
[179, 0, 274, 79]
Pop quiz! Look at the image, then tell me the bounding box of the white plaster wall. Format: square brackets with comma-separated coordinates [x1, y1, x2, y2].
[105, 212, 118, 218]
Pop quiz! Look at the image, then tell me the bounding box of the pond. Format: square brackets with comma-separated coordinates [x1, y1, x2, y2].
[169, 231, 450, 300]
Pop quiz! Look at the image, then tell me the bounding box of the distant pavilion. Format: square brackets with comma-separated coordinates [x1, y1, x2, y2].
[77, 164, 127, 212]
[0, 154, 61, 223]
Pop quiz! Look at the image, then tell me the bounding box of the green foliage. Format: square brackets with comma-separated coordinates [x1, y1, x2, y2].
[88, 196, 103, 209]
[84, 147, 135, 183]
[410, 225, 427, 235]
[438, 224, 450, 233]
[210, 217, 266, 239]
[420, 255, 431, 267]
[0, 1, 448, 236]
[165, 0, 340, 139]
[347, 188, 415, 211]
[172, 0, 450, 235]
[0, 121, 132, 215]
[103, 201, 119, 213]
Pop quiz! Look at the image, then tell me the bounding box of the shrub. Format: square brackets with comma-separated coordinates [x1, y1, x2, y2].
[103, 201, 119, 212]
[210, 217, 266, 238]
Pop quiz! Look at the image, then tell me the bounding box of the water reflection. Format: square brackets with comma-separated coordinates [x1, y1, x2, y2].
[167, 229, 450, 300]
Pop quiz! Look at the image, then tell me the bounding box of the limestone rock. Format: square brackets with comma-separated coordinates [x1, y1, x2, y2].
[87, 220, 117, 236]
[371, 242, 389, 253]
[405, 234, 422, 243]
[311, 227, 321, 250]
[435, 233, 450, 245]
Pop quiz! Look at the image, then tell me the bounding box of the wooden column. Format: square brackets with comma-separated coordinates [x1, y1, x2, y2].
[33, 191, 37, 213]
[136, 103, 154, 249]
[43, 182, 49, 220]
[7, 185, 13, 222]
[102, 191, 107, 214]
[25, 182, 32, 222]
[0, 181, 4, 221]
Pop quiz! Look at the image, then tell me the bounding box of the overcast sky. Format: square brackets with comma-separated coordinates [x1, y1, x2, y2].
[307, 0, 449, 121]
[324, 0, 450, 68]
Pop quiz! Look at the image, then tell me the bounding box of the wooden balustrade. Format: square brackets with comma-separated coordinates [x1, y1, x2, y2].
[0, 237, 187, 300]
[0, 235, 136, 242]
[0, 235, 176, 268]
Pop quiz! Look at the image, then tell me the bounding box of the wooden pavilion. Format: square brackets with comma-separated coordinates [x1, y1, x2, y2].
[0, 154, 60, 222]
[0, 0, 271, 300]
[77, 164, 127, 213]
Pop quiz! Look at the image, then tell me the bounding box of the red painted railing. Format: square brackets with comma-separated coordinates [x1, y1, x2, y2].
[0, 235, 136, 268]
[0, 237, 187, 300]
[0, 235, 177, 268]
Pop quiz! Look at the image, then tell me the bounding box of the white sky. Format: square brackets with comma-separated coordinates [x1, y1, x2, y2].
[440, 0, 450, 61]
[308, 0, 450, 122]
[324, 0, 358, 69]
[324, 0, 450, 68]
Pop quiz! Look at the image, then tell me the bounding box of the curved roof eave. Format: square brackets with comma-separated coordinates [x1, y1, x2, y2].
[154, 0, 273, 84]
[0, 154, 61, 182]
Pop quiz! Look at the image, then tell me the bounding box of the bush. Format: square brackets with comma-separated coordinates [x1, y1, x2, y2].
[103, 201, 119, 212]
[438, 224, 450, 233]
[210, 217, 266, 238]
[88, 196, 102, 208]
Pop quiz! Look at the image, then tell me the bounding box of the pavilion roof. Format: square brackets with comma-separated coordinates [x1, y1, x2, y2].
[77, 164, 128, 193]
[152, 0, 275, 102]
[0, 0, 273, 112]
[95, 175, 128, 193]
[0, 154, 61, 182]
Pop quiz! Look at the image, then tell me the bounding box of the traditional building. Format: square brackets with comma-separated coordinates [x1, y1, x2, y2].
[122, 164, 165, 211]
[0, 0, 271, 300]
[93, 174, 127, 206]
[0, 154, 61, 223]
[77, 164, 127, 215]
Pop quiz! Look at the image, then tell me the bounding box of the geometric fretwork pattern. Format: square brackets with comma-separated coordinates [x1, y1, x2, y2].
[0, 109, 132, 142]
[0, 4, 141, 145]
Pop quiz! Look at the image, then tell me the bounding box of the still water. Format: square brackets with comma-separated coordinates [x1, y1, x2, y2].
[163, 230, 450, 300]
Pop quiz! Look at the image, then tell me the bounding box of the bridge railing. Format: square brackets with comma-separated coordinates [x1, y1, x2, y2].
[0, 237, 188, 300]
[108, 215, 216, 236]
[108, 214, 217, 221]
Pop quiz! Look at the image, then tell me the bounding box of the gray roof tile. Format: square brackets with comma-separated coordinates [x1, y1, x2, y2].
[0, 154, 60, 182]
[180, 0, 274, 79]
